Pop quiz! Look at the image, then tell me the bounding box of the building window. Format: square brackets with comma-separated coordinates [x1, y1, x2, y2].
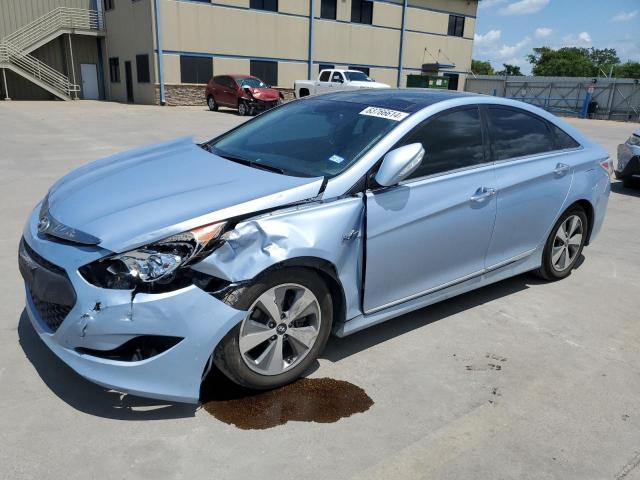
[349, 66, 370, 76]
[351, 0, 373, 24]
[103, 0, 114, 10]
[136, 54, 150, 83]
[109, 57, 120, 83]
[318, 64, 334, 73]
[180, 56, 212, 84]
[320, 0, 337, 19]
[250, 0, 278, 12]
[447, 15, 465, 37]
[250, 60, 278, 87]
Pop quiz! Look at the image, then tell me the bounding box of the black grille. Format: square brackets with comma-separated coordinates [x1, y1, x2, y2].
[19, 239, 76, 332]
[29, 290, 73, 332]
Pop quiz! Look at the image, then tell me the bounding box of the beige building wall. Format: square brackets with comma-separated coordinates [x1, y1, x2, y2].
[159, 2, 309, 61]
[313, 21, 400, 68]
[0, 0, 93, 38]
[120, 0, 478, 103]
[103, 0, 156, 104]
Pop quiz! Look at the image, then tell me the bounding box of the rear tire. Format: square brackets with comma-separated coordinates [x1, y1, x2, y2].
[622, 176, 635, 188]
[535, 206, 588, 281]
[207, 95, 218, 111]
[213, 268, 333, 390]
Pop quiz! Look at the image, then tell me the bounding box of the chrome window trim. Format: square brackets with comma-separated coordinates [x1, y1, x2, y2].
[491, 145, 585, 168]
[394, 159, 495, 187]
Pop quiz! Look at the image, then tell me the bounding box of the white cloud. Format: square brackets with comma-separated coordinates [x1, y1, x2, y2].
[613, 10, 638, 22]
[479, 0, 507, 9]
[499, 0, 550, 15]
[535, 27, 553, 39]
[474, 30, 502, 48]
[497, 37, 532, 59]
[562, 31, 592, 48]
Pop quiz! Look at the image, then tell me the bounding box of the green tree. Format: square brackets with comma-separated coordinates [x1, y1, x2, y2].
[614, 61, 640, 79]
[471, 59, 495, 75]
[527, 47, 595, 77]
[589, 48, 620, 76]
[496, 63, 522, 76]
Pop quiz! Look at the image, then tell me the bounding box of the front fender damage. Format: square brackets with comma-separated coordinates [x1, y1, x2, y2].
[192, 196, 365, 321]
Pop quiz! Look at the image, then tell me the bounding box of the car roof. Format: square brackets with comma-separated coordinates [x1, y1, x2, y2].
[315, 88, 478, 113]
[217, 74, 254, 79]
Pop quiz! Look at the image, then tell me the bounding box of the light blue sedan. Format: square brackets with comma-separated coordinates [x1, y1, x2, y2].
[19, 90, 611, 402]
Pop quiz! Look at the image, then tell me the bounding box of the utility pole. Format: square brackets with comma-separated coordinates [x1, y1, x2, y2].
[2, 68, 10, 100]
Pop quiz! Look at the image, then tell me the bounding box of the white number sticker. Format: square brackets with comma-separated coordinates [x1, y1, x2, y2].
[359, 106, 409, 121]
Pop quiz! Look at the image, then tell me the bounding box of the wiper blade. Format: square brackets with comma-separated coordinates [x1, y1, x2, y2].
[217, 153, 286, 175]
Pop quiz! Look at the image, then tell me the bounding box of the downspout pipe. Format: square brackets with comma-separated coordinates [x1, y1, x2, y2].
[308, 0, 315, 80]
[154, 0, 166, 105]
[397, 0, 408, 87]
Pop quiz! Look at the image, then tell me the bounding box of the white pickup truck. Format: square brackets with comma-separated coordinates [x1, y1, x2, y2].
[294, 69, 391, 98]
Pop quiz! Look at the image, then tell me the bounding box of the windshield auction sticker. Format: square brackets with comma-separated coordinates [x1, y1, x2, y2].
[359, 106, 409, 121]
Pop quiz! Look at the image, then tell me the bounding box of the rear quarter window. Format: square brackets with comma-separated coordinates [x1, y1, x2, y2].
[551, 124, 581, 150]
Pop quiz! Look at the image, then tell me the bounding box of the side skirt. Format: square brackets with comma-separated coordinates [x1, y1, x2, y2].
[333, 248, 541, 338]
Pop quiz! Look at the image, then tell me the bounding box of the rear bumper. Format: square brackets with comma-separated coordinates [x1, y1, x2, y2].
[21, 205, 246, 404]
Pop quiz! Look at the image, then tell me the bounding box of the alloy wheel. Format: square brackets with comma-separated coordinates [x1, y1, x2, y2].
[551, 214, 583, 272]
[238, 283, 321, 376]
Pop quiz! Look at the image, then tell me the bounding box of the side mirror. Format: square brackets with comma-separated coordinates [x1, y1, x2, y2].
[242, 85, 251, 92]
[375, 143, 425, 187]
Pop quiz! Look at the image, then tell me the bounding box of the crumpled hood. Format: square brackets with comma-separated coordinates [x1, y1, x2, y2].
[350, 81, 391, 89]
[246, 88, 281, 101]
[46, 137, 323, 252]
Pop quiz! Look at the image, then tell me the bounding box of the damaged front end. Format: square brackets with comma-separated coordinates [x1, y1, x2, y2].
[20, 208, 246, 403]
[20, 193, 365, 403]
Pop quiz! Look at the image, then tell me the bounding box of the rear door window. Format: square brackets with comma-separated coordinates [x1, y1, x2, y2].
[398, 107, 485, 179]
[319, 70, 331, 82]
[487, 107, 555, 160]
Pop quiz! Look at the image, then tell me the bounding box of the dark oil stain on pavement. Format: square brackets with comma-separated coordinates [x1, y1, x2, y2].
[201, 374, 373, 430]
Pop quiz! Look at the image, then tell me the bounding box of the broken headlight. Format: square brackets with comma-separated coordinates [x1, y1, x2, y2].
[80, 221, 227, 289]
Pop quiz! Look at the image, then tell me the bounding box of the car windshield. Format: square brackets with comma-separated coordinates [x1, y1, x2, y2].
[344, 71, 372, 82]
[238, 77, 267, 88]
[205, 99, 403, 178]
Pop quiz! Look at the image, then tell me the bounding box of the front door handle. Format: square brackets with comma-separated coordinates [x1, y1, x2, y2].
[554, 163, 571, 176]
[470, 187, 497, 203]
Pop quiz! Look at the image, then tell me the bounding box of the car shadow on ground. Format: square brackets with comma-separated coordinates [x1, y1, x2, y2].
[322, 272, 545, 363]
[17, 310, 198, 420]
[611, 179, 640, 197]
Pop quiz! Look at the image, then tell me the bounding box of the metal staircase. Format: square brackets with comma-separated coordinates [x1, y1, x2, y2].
[0, 8, 104, 100]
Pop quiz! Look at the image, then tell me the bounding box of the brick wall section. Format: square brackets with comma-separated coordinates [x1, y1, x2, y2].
[154, 84, 296, 106]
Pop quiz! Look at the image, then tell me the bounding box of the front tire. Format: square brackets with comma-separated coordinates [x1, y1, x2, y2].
[238, 100, 249, 116]
[213, 268, 333, 390]
[535, 206, 588, 281]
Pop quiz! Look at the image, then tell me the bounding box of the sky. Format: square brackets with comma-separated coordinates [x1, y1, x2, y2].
[473, 0, 640, 74]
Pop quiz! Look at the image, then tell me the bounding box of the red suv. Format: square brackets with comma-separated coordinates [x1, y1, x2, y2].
[205, 74, 284, 116]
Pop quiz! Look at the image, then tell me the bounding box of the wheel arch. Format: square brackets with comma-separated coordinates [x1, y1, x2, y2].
[565, 199, 595, 245]
[252, 257, 347, 326]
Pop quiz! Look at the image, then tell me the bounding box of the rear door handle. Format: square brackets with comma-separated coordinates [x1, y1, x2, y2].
[554, 163, 571, 176]
[470, 187, 497, 203]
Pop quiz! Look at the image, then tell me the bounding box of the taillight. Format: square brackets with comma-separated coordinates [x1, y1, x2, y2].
[599, 157, 613, 176]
